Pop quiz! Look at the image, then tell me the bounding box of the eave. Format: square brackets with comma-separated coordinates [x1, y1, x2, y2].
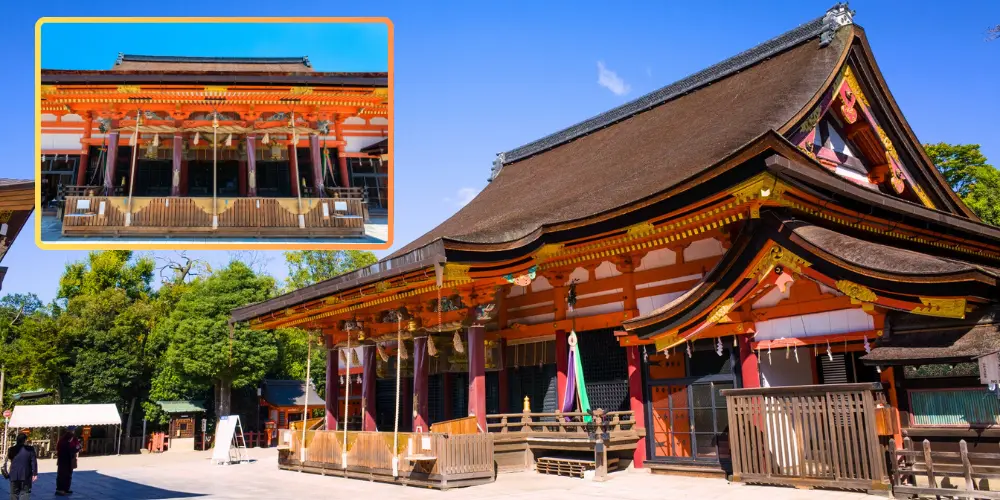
[41, 70, 388, 88]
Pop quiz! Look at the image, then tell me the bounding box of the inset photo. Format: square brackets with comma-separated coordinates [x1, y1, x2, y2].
[37, 17, 391, 249]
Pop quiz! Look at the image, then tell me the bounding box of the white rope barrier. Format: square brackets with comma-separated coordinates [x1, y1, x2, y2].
[341, 332, 351, 469]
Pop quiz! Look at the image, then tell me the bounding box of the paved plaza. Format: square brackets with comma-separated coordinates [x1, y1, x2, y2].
[0, 448, 873, 500]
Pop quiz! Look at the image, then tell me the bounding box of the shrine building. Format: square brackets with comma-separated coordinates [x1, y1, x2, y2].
[230, 5, 1000, 488]
[0, 179, 35, 290]
[40, 54, 388, 238]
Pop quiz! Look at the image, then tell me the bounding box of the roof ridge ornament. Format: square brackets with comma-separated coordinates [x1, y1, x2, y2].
[820, 3, 855, 47]
[489, 152, 506, 182]
[115, 52, 124, 67]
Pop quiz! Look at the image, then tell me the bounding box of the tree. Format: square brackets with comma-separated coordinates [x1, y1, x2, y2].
[283, 250, 378, 291]
[924, 143, 1000, 226]
[155, 261, 279, 418]
[58, 250, 155, 301]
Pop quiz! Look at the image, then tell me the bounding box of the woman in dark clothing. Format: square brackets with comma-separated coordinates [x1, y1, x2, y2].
[55, 430, 79, 496]
[6, 432, 38, 500]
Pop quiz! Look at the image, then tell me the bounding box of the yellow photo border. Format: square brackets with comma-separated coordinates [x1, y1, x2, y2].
[34, 16, 394, 251]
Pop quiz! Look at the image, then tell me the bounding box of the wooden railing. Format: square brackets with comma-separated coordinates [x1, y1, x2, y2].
[61, 195, 367, 237]
[282, 430, 495, 489]
[485, 410, 636, 435]
[722, 383, 890, 492]
[80, 437, 143, 456]
[891, 438, 1000, 499]
[289, 417, 325, 432]
[430, 416, 479, 435]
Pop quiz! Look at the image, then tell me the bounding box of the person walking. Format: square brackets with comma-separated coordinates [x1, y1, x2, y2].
[54, 430, 79, 496]
[4, 432, 38, 500]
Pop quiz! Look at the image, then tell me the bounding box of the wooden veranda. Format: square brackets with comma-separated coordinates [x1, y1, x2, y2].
[721, 383, 891, 492]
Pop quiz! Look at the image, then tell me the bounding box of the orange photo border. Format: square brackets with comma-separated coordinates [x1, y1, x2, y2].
[34, 16, 394, 251]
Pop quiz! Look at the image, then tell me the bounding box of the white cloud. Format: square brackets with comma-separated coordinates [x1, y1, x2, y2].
[646, 66, 652, 78]
[444, 187, 479, 207]
[597, 61, 631, 96]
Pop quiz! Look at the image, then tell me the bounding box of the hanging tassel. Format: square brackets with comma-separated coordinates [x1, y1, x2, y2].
[340, 375, 344, 385]
[427, 336, 438, 357]
[355, 374, 362, 384]
[876, 366, 882, 374]
[716, 337, 724, 356]
[785, 343, 790, 359]
[262, 132, 270, 145]
[225, 133, 233, 147]
[863, 334, 871, 354]
[453, 331, 465, 354]
[664, 347, 670, 360]
[194, 132, 200, 145]
[152, 133, 160, 147]
[826, 339, 833, 361]
[814, 345, 819, 357]
[339, 350, 348, 365]
[686, 341, 692, 358]
[351, 349, 361, 366]
[767, 344, 772, 365]
[377, 343, 389, 363]
[733, 335, 738, 347]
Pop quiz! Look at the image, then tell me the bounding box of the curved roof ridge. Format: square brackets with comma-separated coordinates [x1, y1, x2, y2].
[495, 5, 852, 171]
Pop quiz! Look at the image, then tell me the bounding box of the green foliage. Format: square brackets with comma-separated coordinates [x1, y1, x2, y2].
[283, 250, 378, 291]
[271, 328, 327, 395]
[57, 250, 155, 301]
[925, 143, 1000, 226]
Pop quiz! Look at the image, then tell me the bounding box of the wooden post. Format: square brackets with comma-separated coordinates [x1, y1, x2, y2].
[333, 120, 351, 187]
[309, 134, 326, 197]
[324, 337, 339, 431]
[960, 440, 973, 493]
[468, 326, 487, 432]
[171, 134, 183, 197]
[413, 336, 429, 432]
[361, 345, 377, 431]
[922, 439, 936, 490]
[103, 125, 119, 195]
[626, 345, 646, 468]
[498, 338, 509, 414]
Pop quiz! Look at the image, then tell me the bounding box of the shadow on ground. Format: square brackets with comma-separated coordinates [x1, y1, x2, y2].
[0, 471, 204, 499]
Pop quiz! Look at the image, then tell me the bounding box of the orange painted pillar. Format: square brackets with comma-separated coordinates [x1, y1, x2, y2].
[627, 345, 646, 468]
[288, 145, 300, 197]
[333, 120, 351, 187]
[738, 334, 760, 388]
[468, 326, 486, 431]
[881, 366, 904, 448]
[555, 329, 568, 406]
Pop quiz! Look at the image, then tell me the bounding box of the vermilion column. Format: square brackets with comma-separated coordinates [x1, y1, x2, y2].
[498, 338, 509, 413]
[171, 135, 183, 197]
[325, 341, 340, 431]
[413, 336, 430, 432]
[738, 334, 760, 388]
[361, 345, 376, 431]
[555, 329, 568, 406]
[467, 326, 486, 431]
[333, 120, 350, 187]
[627, 345, 647, 468]
[288, 145, 300, 197]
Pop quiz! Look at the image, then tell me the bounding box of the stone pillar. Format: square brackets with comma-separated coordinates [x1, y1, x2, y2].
[467, 326, 486, 431]
[555, 329, 568, 406]
[309, 134, 326, 197]
[413, 336, 429, 432]
[104, 128, 119, 195]
[627, 345, 647, 468]
[333, 120, 351, 187]
[77, 112, 93, 186]
[361, 345, 377, 431]
[325, 342, 340, 431]
[288, 145, 300, 197]
[738, 334, 760, 388]
[171, 135, 183, 197]
[245, 134, 258, 197]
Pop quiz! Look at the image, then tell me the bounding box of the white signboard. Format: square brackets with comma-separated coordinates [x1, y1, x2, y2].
[76, 199, 90, 210]
[334, 201, 348, 212]
[212, 415, 240, 464]
[979, 352, 1000, 390]
[98, 201, 106, 216]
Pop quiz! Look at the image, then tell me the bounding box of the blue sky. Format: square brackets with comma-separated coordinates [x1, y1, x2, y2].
[2, 1, 998, 303]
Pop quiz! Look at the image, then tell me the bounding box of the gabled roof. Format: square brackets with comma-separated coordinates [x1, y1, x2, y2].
[156, 401, 206, 414]
[393, 11, 852, 255]
[261, 380, 325, 408]
[112, 54, 313, 73]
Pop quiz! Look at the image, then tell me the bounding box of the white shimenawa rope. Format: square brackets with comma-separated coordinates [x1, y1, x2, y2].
[341, 331, 351, 469]
[392, 318, 402, 477]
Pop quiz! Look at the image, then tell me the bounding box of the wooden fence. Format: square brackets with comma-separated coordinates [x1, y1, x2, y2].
[61, 195, 367, 238]
[722, 383, 889, 492]
[430, 416, 479, 435]
[281, 430, 495, 489]
[80, 437, 143, 456]
[891, 438, 1000, 499]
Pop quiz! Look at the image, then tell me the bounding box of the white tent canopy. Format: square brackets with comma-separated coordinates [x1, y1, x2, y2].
[9, 404, 121, 428]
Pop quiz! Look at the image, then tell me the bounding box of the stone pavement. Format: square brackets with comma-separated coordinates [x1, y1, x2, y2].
[0, 448, 873, 500]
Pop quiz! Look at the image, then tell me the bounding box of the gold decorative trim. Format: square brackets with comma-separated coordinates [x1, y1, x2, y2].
[324, 297, 341, 305]
[40, 85, 58, 95]
[443, 263, 471, 281]
[910, 184, 936, 210]
[374, 281, 391, 293]
[626, 221, 655, 237]
[798, 106, 822, 135]
[911, 297, 966, 319]
[706, 298, 736, 324]
[835, 280, 878, 305]
[0, 210, 13, 223]
[534, 243, 564, 262]
[749, 245, 810, 280]
[289, 87, 314, 95]
[116, 85, 141, 94]
[203, 86, 228, 94]
[729, 172, 788, 206]
[372, 88, 388, 98]
[840, 66, 870, 108]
